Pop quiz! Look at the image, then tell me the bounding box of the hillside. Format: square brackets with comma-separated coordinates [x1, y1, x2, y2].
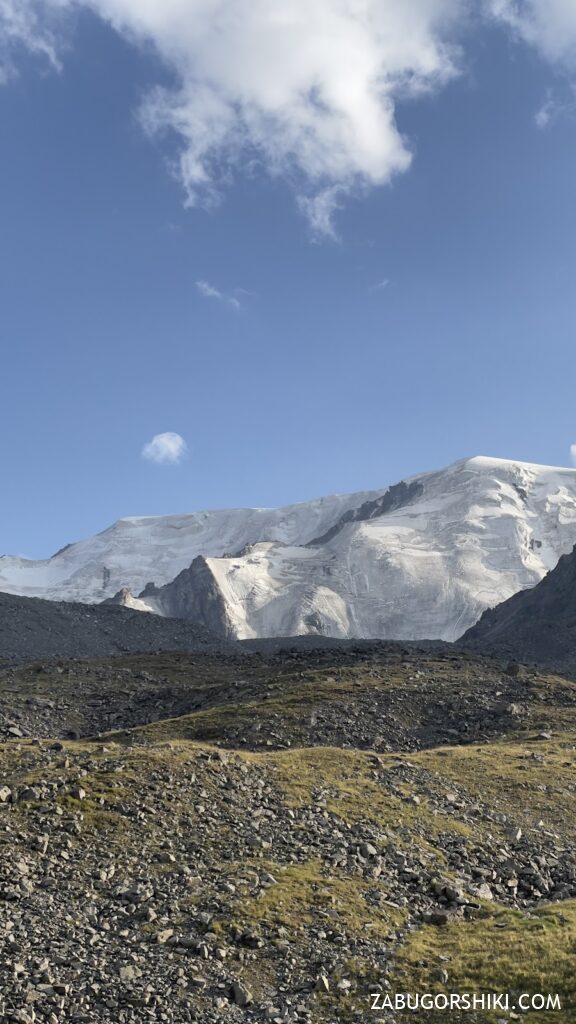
[1, 645, 576, 1022]
[463, 543, 576, 677]
[0, 591, 241, 666]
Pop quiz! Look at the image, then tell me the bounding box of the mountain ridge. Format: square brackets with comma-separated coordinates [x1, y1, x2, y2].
[3, 454, 576, 642]
[463, 541, 576, 676]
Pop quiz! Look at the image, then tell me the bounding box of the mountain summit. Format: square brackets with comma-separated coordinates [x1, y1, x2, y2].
[2, 456, 576, 641]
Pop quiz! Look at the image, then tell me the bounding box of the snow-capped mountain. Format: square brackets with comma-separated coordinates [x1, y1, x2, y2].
[0, 489, 382, 603]
[3, 456, 576, 641]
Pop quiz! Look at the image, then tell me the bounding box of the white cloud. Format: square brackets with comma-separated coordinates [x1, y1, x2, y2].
[1, 0, 466, 235]
[571, 444, 576, 467]
[297, 185, 347, 242]
[0, 0, 65, 82]
[141, 431, 188, 465]
[534, 85, 576, 129]
[535, 95, 559, 129]
[372, 277, 391, 291]
[4, 0, 576, 234]
[196, 279, 241, 309]
[489, 0, 576, 67]
[114, 0, 466, 234]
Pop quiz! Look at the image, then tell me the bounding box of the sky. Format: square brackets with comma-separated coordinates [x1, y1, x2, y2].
[1, 0, 576, 558]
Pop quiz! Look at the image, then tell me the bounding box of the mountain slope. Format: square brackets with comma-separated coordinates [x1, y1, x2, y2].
[3, 455, 576, 641]
[462, 542, 576, 675]
[0, 591, 240, 665]
[0, 489, 381, 603]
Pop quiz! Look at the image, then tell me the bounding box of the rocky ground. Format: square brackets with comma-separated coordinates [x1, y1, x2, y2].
[1, 644, 575, 1022]
[0, 593, 241, 666]
[4, 644, 576, 750]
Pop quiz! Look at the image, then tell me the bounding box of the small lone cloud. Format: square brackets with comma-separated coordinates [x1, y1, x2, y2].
[196, 279, 241, 310]
[371, 277, 390, 292]
[142, 432, 188, 465]
[570, 444, 576, 467]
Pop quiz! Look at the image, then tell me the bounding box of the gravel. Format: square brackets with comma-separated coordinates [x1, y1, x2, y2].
[0, 592, 243, 666]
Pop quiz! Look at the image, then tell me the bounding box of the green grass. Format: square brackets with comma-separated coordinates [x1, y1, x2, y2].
[230, 858, 405, 939]
[396, 901, 576, 1022]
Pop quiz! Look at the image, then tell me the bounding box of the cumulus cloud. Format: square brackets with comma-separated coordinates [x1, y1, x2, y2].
[1, 0, 466, 235]
[4, 0, 576, 234]
[141, 431, 188, 465]
[116, 0, 466, 238]
[196, 279, 241, 309]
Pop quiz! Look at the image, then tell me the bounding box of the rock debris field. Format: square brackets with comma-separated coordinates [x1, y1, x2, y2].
[1, 640, 576, 1022]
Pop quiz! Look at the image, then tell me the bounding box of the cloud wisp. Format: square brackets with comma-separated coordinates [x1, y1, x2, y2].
[3, 1, 576, 235]
[0, 0, 63, 83]
[141, 432, 188, 465]
[534, 86, 576, 129]
[489, 0, 576, 68]
[371, 277, 391, 292]
[571, 444, 576, 467]
[196, 279, 241, 310]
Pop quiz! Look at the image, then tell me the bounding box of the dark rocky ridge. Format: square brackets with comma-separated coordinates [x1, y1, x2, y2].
[305, 478, 425, 547]
[462, 542, 576, 677]
[0, 591, 241, 666]
[137, 556, 235, 636]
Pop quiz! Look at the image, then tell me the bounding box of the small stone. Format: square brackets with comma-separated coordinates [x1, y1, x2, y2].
[432, 968, 449, 984]
[18, 786, 40, 802]
[360, 842, 378, 858]
[475, 883, 494, 901]
[231, 981, 253, 1007]
[429, 911, 451, 926]
[119, 965, 138, 983]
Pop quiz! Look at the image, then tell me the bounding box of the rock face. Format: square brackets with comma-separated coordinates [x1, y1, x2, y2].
[3, 455, 576, 641]
[0, 591, 241, 666]
[462, 543, 576, 677]
[138, 557, 235, 638]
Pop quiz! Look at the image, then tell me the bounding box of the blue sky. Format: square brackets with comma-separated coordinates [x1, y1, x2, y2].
[1, 2, 576, 558]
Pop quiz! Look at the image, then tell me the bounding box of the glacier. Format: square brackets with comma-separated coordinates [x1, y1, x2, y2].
[2, 455, 576, 641]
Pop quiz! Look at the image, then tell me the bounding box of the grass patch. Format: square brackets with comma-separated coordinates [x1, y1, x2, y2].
[225, 858, 405, 972]
[396, 901, 576, 1022]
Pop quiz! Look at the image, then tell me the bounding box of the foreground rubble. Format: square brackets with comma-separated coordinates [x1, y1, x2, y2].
[1, 648, 575, 1022]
